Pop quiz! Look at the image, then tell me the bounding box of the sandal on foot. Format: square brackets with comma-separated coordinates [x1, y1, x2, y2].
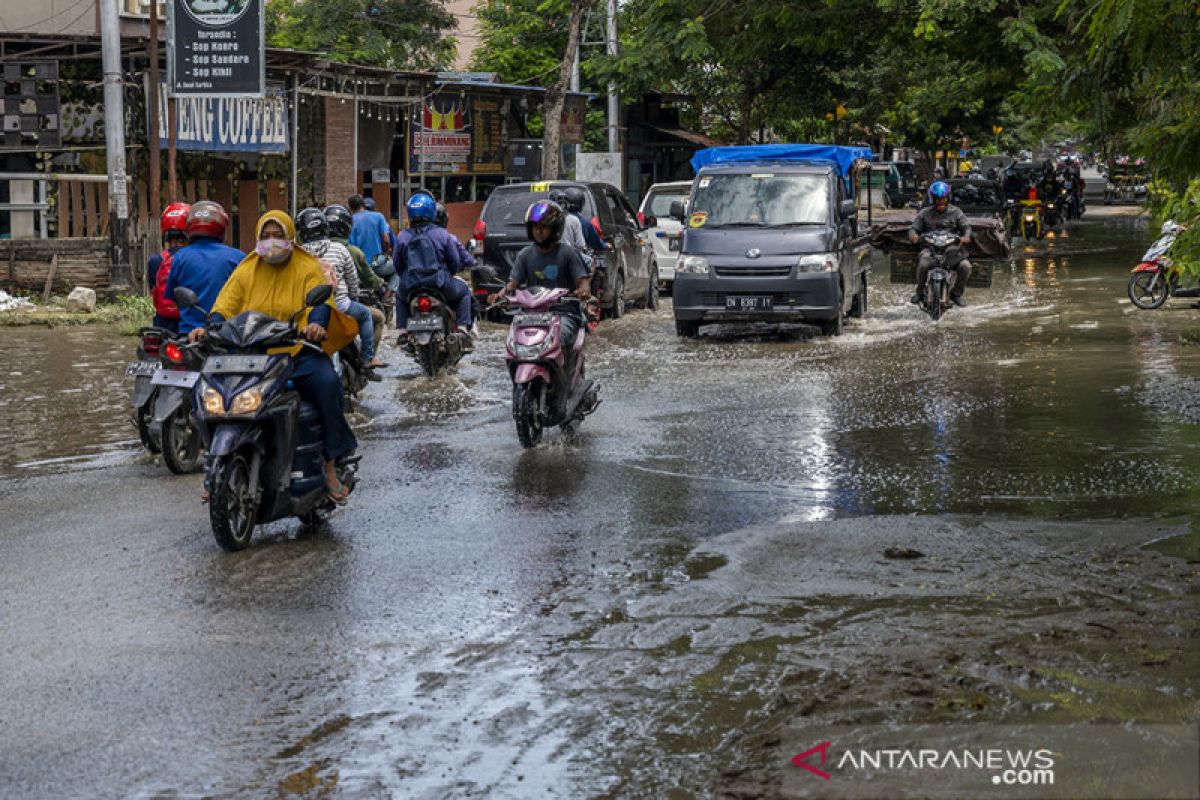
[325, 479, 350, 504]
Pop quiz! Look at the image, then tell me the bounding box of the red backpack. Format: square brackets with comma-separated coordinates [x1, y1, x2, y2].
[151, 249, 180, 320]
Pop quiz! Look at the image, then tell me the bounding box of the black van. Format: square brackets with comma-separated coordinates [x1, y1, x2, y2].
[671, 147, 873, 337]
[470, 181, 655, 318]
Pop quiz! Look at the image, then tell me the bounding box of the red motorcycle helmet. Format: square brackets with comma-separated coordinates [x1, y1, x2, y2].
[186, 200, 229, 240]
[160, 201, 191, 235]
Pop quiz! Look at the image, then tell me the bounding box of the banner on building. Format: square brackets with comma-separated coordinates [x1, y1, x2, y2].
[410, 94, 472, 175]
[150, 81, 288, 153]
[168, 0, 265, 97]
[561, 95, 586, 145]
[470, 97, 505, 174]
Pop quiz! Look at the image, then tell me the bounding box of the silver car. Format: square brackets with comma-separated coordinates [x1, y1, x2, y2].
[638, 181, 691, 290]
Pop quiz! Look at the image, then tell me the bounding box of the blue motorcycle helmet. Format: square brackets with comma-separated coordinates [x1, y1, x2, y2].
[928, 180, 951, 208]
[406, 193, 437, 223]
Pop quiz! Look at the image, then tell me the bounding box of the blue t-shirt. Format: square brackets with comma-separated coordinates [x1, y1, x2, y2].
[164, 237, 245, 333]
[350, 210, 391, 262]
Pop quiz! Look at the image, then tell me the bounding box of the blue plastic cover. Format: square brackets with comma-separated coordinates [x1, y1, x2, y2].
[691, 144, 873, 176]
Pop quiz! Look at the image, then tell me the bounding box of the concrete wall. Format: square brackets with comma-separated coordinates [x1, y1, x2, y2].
[7, 1, 98, 35]
[0, 239, 111, 292]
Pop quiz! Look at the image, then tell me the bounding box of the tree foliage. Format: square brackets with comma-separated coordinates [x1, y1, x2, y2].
[265, 0, 456, 70]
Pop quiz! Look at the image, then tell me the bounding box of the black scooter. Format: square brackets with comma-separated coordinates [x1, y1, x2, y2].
[918, 230, 962, 322]
[405, 288, 471, 377]
[175, 285, 359, 551]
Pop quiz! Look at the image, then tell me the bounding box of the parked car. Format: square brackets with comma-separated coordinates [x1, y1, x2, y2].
[671, 144, 873, 338]
[470, 181, 654, 319]
[637, 180, 690, 292]
[865, 162, 920, 208]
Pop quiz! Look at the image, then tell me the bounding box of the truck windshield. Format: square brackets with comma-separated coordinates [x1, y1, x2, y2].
[690, 173, 829, 227]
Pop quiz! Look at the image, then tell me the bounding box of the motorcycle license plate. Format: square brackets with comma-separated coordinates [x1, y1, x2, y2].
[513, 313, 555, 327]
[151, 369, 200, 389]
[725, 296, 773, 311]
[126, 360, 158, 377]
[668, 236, 681, 252]
[408, 315, 443, 332]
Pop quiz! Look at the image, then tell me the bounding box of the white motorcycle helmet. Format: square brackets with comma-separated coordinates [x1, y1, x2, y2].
[1161, 220, 1181, 236]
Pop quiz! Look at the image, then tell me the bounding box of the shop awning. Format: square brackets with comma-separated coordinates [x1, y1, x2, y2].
[642, 123, 722, 148]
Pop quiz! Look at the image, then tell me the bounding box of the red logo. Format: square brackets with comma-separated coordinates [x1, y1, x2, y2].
[792, 741, 832, 780]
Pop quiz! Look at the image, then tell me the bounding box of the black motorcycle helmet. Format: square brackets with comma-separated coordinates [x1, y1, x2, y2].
[434, 202, 449, 228]
[295, 207, 328, 244]
[561, 186, 586, 213]
[323, 204, 353, 239]
[525, 200, 566, 247]
[548, 188, 570, 208]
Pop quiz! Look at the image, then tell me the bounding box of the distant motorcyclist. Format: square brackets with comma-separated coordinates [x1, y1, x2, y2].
[296, 207, 385, 374]
[909, 181, 972, 308]
[147, 202, 191, 332]
[327, 203, 387, 346]
[392, 193, 473, 347]
[189, 211, 357, 502]
[164, 201, 244, 334]
[489, 200, 592, 374]
[557, 186, 607, 255]
[550, 188, 592, 264]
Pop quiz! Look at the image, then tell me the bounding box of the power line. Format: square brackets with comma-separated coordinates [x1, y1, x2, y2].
[12, 0, 91, 33]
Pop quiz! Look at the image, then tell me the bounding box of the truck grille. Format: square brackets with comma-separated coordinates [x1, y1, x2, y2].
[713, 265, 793, 278]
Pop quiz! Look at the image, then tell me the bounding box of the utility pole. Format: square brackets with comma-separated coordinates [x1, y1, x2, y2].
[100, 0, 131, 287]
[148, 0, 161, 227]
[606, 0, 618, 155]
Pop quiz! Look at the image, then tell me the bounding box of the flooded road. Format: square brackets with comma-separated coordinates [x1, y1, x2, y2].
[1, 213, 1198, 798]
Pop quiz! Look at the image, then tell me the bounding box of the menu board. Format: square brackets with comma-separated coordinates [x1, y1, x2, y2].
[471, 97, 505, 174]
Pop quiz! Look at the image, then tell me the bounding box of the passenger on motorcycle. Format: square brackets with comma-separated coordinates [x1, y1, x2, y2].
[909, 181, 972, 308]
[296, 207, 386, 374]
[164, 201, 245, 333]
[550, 188, 593, 268]
[188, 210, 357, 502]
[147, 202, 191, 332]
[393, 193, 473, 346]
[558, 186, 607, 255]
[490, 200, 592, 370]
[327, 203, 387, 346]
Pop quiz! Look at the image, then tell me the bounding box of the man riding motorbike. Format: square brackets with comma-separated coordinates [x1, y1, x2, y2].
[909, 181, 972, 308]
[327, 202, 388, 341]
[296, 207, 385, 375]
[393, 193, 473, 348]
[164, 201, 245, 334]
[489, 200, 592, 373]
[187, 210, 357, 503]
[147, 202, 191, 332]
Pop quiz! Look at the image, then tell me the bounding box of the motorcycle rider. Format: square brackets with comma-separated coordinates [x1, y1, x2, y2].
[295, 207, 386, 375]
[348, 193, 393, 264]
[433, 201, 481, 332]
[164, 201, 244, 334]
[909, 181, 972, 308]
[147, 201, 191, 332]
[392, 193, 473, 348]
[558, 186, 607, 257]
[327, 203, 387, 345]
[489, 200, 592, 372]
[188, 210, 357, 503]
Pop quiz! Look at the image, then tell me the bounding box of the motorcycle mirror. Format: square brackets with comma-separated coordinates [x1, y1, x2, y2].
[839, 199, 857, 219]
[173, 287, 200, 309]
[305, 284, 333, 307]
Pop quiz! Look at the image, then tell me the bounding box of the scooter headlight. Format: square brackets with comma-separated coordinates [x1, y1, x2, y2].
[201, 386, 225, 415]
[229, 387, 264, 415]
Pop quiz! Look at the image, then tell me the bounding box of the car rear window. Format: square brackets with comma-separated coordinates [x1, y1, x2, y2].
[644, 189, 688, 217]
[483, 189, 550, 227]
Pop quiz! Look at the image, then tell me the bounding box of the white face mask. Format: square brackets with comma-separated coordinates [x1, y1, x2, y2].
[256, 238, 293, 265]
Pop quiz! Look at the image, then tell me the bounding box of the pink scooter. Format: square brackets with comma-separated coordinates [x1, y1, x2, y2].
[503, 287, 600, 447]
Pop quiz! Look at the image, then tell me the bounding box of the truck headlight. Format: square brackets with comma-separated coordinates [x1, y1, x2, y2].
[677, 255, 709, 274]
[797, 253, 837, 272]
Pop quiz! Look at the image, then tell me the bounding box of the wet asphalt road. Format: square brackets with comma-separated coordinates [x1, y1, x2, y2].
[1, 211, 1198, 798]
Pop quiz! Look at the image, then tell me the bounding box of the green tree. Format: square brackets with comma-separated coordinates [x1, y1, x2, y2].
[266, 0, 455, 69]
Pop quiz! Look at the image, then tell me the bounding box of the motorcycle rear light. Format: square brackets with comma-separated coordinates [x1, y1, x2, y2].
[473, 218, 486, 241]
[417, 296, 433, 313]
[142, 333, 161, 356]
[164, 342, 183, 363]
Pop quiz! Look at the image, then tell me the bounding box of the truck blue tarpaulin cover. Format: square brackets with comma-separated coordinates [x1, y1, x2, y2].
[691, 144, 873, 177]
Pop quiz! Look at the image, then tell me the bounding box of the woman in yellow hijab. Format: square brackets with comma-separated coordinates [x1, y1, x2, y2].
[189, 210, 358, 501]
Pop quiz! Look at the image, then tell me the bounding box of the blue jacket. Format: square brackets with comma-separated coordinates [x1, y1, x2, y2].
[164, 237, 245, 333]
[576, 212, 607, 251]
[393, 223, 466, 289]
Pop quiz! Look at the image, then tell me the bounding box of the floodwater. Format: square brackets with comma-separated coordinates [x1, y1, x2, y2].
[1, 213, 1198, 798]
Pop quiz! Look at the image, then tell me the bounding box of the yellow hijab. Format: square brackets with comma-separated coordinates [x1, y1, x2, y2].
[211, 210, 357, 355]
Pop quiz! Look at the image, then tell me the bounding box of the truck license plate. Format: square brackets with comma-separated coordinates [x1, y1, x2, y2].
[725, 296, 773, 311]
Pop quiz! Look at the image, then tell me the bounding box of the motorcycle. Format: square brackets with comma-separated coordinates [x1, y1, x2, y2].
[175, 285, 359, 551]
[126, 326, 204, 473]
[918, 230, 963, 322]
[405, 288, 472, 378]
[1018, 197, 1044, 240]
[502, 287, 600, 447]
[1127, 221, 1195, 310]
[334, 336, 369, 407]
